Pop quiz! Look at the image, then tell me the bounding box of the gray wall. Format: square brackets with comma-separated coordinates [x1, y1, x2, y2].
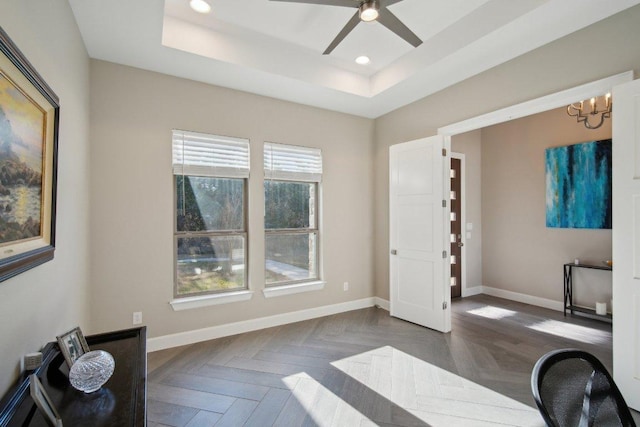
[374, 5, 640, 300]
[89, 60, 375, 338]
[0, 0, 91, 394]
[481, 107, 612, 306]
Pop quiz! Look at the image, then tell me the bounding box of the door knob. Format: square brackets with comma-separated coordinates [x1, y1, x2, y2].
[390, 249, 397, 255]
[457, 242, 464, 248]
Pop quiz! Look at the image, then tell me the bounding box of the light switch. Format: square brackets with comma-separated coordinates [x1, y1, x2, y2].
[466, 223, 473, 231]
[466, 232, 472, 239]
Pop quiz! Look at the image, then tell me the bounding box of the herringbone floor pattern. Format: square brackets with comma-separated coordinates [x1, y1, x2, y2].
[147, 295, 615, 426]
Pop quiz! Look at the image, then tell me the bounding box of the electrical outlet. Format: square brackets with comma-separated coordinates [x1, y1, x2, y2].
[133, 311, 142, 325]
[23, 352, 42, 371]
[343, 282, 349, 291]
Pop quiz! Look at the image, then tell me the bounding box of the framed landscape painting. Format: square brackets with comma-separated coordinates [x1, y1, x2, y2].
[0, 26, 58, 282]
[545, 139, 612, 229]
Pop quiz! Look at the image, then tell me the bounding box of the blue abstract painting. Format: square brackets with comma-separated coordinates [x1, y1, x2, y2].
[545, 139, 612, 229]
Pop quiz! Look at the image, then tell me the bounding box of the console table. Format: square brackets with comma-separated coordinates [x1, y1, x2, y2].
[0, 326, 146, 426]
[564, 263, 612, 321]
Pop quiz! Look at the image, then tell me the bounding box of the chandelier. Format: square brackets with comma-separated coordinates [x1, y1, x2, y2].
[567, 93, 611, 129]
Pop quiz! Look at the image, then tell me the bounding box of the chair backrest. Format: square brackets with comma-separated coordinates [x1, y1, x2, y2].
[531, 349, 636, 427]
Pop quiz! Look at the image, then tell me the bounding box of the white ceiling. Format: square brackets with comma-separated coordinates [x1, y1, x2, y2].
[68, 0, 640, 118]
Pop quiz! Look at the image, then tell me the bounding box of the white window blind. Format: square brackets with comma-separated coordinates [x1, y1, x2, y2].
[264, 142, 322, 182]
[172, 130, 250, 178]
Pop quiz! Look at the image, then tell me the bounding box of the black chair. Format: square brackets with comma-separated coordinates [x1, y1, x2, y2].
[531, 349, 636, 427]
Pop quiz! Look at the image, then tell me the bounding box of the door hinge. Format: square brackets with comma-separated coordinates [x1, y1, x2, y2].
[442, 250, 447, 259]
[443, 301, 448, 310]
[442, 148, 447, 156]
[442, 199, 447, 208]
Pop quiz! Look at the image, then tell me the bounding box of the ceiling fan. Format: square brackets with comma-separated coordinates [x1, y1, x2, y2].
[269, 0, 422, 55]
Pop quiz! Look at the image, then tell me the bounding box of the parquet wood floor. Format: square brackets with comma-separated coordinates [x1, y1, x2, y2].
[147, 295, 619, 426]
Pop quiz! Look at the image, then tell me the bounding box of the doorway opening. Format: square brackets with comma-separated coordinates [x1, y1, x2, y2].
[438, 71, 632, 330]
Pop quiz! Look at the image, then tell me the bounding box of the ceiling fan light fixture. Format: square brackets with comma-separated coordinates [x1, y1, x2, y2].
[359, 0, 380, 22]
[189, 0, 211, 14]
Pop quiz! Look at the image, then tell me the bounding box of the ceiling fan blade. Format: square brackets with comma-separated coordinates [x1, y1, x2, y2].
[323, 11, 360, 54]
[382, 0, 405, 6]
[377, 8, 422, 48]
[269, 0, 357, 7]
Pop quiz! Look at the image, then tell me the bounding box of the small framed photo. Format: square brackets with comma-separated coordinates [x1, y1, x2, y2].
[29, 374, 63, 427]
[56, 327, 89, 368]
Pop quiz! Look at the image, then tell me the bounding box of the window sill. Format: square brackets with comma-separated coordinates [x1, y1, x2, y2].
[262, 281, 325, 298]
[170, 290, 254, 311]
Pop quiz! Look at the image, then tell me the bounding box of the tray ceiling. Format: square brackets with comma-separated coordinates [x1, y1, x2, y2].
[69, 0, 640, 118]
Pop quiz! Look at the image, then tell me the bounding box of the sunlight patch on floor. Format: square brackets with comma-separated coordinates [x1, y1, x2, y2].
[527, 319, 611, 345]
[324, 346, 544, 427]
[282, 373, 375, 427]
[466, 304, 611, 346]
[467, 305, 518, 320]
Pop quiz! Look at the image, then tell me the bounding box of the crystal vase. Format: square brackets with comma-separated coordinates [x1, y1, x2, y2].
[69, 350, 115, 393]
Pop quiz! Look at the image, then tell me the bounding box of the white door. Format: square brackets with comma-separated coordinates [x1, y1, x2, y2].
[390, 135, 451, 332]
[612, 78, 640, 410]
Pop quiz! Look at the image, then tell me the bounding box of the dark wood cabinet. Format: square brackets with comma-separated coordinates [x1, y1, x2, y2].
[0, 327, 146, 426]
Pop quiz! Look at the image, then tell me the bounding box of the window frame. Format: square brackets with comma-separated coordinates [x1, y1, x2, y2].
[264, 180, 320, 287]
[263, 142, 323, 288]
[172, 130, 250, 299]
[174, 176, 249, 298]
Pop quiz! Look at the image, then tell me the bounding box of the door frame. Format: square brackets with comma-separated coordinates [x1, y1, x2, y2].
[611, 78, 640, 409]
[450, 152, 467, 297]
[436, 70, 633, 319]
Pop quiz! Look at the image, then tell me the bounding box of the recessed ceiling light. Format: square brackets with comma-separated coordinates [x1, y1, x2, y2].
[355, 56, 371, 65]
[190, 0, 211, 14]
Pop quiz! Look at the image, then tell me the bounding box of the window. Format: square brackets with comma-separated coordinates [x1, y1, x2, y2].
[264, 142, 322, 287]
[173, 130, 249, 298]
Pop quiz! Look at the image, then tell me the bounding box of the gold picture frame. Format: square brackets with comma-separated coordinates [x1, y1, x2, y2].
[0, 25, 58, 282]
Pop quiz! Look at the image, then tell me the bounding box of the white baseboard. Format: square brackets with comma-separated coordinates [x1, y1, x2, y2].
[481, 286, 564, 312]
[374, 297, 390, 311]
[462, 286, 483, 297]
[376, 289, 559, 313]
[149, 288, 564, 352]
[148, 297, 378, 352]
